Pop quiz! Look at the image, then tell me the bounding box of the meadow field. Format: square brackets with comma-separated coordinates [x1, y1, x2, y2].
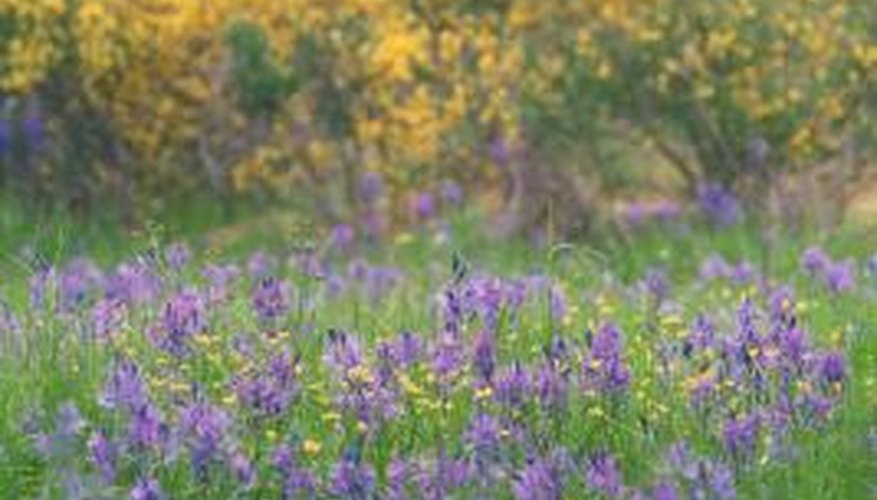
[1, 1, 876, 498]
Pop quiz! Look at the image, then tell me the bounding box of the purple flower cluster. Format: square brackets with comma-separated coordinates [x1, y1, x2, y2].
[800, 247, 857, 294]
[697, 183, 741, 227]
[12, 243, 859, 499]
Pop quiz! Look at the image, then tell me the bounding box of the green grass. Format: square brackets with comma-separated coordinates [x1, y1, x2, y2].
[0, 195, 875, 498]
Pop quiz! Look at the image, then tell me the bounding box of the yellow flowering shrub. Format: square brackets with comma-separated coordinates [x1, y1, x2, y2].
[0, 0, 874, 214]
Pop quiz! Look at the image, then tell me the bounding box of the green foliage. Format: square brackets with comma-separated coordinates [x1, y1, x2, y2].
[225, 20, 298, 119]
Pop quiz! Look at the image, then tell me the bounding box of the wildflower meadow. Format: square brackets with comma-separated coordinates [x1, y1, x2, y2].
[1, 1, 876, 499]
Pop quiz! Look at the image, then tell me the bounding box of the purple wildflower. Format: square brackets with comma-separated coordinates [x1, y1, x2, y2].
[229, 451, 255, 487]
[801, 247, 830, 275]
[466, 413, 500, 451]
[251, 277, 291, 323]
[164, 243, 191, 271]
[58, 258, 102, 311]
[488, 135, 512, 165]
[387, 459, 410, 500]
[330, 454, 376, 499]
[130, 477, 163, 500]
[472, 330, 496, 381]
[700, 254, 731, 281]
[247, 251, 277, 280]
[824, 259, 855, 293]
[273, 444, 318, 496]
[324, 330, 364, 374]
[202, 263, 239, 304]
[394, 331, 423, 367]
[105, 261, 160, 305]
[160, 289, 205, 354]
[585, 452, 623, 497]
[88, 431, 116, 483]
[643, 268, 670, 303]
[697, 183, 740, 226]
[178, 402, 231, 476]
[358, 171, 384, 204]
[513, 456, 562, 500]
[441, 180, 464, 205]
[91, 298, 126, 341]
[708, 462, 736, 500]
[432, 332, 464, 379]
[768, 286, 795, 323]
[495, 362, 531, 407]
[731, 261, 756, 285]
[820, 351, 846, 384]
[0, 117, 10, 156]
[101, 360, 148, 411]
[55, 402, 85, 441]
[550, 285, 567, 322]
[723, 413, 760, 457]
[651, 482, 679, 500]
[582, 323, 631, 394]
[416, 455, 471, 499]
[128, 403, 164, 449]
[535, 363, 567, 410]
[232, 350, 299, 417]
[414, 192, 436, 220]
[331, 223, 356, 249]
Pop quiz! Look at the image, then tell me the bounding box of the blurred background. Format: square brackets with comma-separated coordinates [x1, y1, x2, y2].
[0, 0, 875, 249]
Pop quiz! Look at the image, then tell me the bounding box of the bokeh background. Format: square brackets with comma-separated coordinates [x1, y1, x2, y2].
[1, 0, 875, 244]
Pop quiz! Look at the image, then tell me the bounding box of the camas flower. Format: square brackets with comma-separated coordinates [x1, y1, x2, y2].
[164, 242, 191, 271]
[247, 251, 278, 280]
[432, 332, 464, 379]
[495, 362, 531, 408]
[232, 350, 299, 417]
[823, 259, 855, 294]
[820, 351, 846, 384]
[513, 456, 563, 500]
[105, 260, 161, 305]
[88, 431, 116, 483]
[358, 171, 384, 205]
[413, 192, 436, 220]
[273, 443, 317, 496]
[91, 298, 126, 341]
[697, 183, 740, 227]
[472, 330, 496, 382]
[441, 180, 464, 205]
[585, 452, 623, 497]
[130, 477, 163, 500]
[128, 403, 164, 449]
[58, 258, 103, 311]
[324, 330, 364, 374]
[178, 402, 231, 476]
[723, 413, 760, 457]
[229, 451, 255, 487]
[582, 324, 631, 394]
[699, 254, 732, 282]
[160, 289, 205, 353]
[643, 267, 670, 303]
[202, 263, 239, 304]
[393, 331, 424, 368]
[331, 223, 356, 250]
[801, 247, 830, 275]
[101, 360, 147, 411]
[415, 454, 471, 499]
[466, 413, 500, 452]
[251, 277, 291, 323]
[535, 363, 568, 410]
[330, 453, 376, 499]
